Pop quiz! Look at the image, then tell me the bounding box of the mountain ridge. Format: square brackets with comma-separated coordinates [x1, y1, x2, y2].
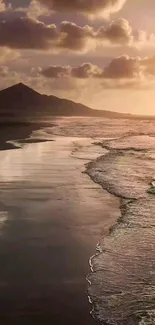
[0, 83, 153, 120]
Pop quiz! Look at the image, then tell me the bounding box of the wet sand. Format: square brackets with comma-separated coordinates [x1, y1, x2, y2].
[0, 135, 120, 324]
[0, 121, 53, 150]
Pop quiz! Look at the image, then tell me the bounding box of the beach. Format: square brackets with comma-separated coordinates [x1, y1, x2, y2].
[0, 121, 120, 324]
[87, 135, 155, 325]
[1, 117, 155, 324]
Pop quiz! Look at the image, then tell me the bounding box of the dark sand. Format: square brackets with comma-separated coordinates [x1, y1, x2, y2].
[0, 121, 53, 150]
[0, 127, 120, 324]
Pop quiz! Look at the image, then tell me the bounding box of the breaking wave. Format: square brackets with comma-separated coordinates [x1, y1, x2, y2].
[86, 135, 155, 325]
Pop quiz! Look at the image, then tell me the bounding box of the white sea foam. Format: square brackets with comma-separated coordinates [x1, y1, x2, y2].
[86, 135, 155, 325]
[32, 120, 155, 325]
[2, 117, 155, 324]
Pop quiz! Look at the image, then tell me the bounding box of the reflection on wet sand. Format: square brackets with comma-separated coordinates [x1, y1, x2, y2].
[0, 136, 119, 324]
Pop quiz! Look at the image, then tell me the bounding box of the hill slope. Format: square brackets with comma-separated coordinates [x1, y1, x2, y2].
[0, 82, 147, 120]
[0, 83, 132, 120]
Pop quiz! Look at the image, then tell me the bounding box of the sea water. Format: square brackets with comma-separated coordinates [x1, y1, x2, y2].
[34, 118, 155, 325]
[0, 116, 155, 324]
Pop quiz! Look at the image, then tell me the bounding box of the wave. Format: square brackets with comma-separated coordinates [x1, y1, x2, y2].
[86, 136, 155, 325]
[34, 117, 155, 139]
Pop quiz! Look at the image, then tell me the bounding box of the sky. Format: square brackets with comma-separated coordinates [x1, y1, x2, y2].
[0, 0, 155, 114]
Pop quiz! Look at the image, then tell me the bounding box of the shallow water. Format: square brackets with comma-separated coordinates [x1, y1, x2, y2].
[0, 132, 119, 323]
[1, 117, 155, 325]
[41, 116, 155, 138]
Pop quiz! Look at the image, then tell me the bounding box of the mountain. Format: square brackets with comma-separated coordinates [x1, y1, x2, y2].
[0, 83, 149, 121]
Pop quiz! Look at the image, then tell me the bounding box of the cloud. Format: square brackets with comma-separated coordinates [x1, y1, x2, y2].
[0, 9, 154, 55]
[96, 18, 132, 45]
[40, 55, 155, 89]
[0, 65, 9, 76]
[103, 55, 142, 79]
[41, 57, 143, 81]
[41, 63, 103, 79]
[2, 56, 155, 114]
[4, 0, 31, 9]
[58, 19, 133, 52]
[37, 0, 127, 18]
[0, 47, 20, 62]
[0, 64, 49, 94]
[0, 64, 77, 95]
[39, 62, 98, 79]
[140, 55, 155, 76]
[71, 63, 102, 78]
[3, 0, 127, 19]
[0, 17, 58, 49]
[0, 0, 6, 11]
[58, 22, 94, 51]
[27, 0, 50, 19]
[41, 65, 71, 78]
[0, 65, 23, 90]
[0, 15, 135, 53]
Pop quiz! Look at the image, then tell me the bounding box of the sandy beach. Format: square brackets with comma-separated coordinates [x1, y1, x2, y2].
[0, 124, 120, 324]
[2, 117, 155, 325]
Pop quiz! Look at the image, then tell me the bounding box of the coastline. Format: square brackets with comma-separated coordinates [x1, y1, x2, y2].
[85, 149, 123, 325]
[85, 137, 155, 325]
[0, 121, 53, 150]
[0, 131, 120, 324]
[3, 119, 154, 325]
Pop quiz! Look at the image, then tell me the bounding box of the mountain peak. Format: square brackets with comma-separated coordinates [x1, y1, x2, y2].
[0, 83, 136, 119]
[9, 83, 39, 93]
[1, 83, 41, 96]
[16, 82, 28, 89]
[16, 82, 26, 87]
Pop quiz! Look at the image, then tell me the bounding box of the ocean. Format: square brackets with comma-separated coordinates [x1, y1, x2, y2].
[0, 116, 155, 324]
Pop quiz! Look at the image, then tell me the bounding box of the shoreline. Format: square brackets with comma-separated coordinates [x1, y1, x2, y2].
[86, 137, 155, 325]
[85, 151, 122, 324]
[1, 119, 155, 325]
[0, 133, 120, 324]
[0, 121, 54, 150]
